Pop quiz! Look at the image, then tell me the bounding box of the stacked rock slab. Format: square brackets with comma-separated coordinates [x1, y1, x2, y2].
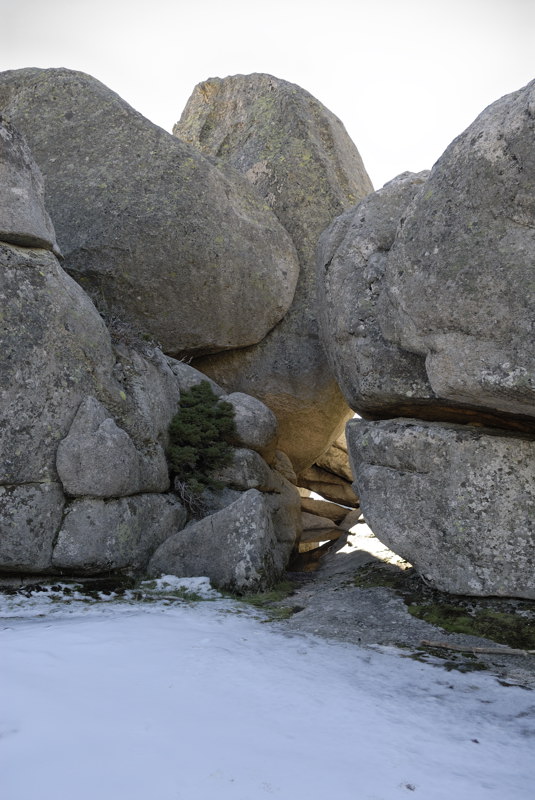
[319, 80, 535, 597]
[176, 73, 373, 472]
[300, 431, 360, 509]
[0, 68, 299, 357]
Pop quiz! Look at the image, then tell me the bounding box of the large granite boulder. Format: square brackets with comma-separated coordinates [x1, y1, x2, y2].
[317, 172, 434, 416]
[315, 82, 535, 598]
[148, 488, 294, 593]
[0, 241, 120, 485]
[0, 117, 59, 253]
[56, 396, 169, 497]
[52, 495, 187, 574]
[0, 236, 185, 573]
[0, 111, 188, 575]
[215, 448, 281, 492]
[382, 80, 535, 420]
[224, 392, 278, 461]
[347, 418, 535, 598]
[0, 68, 299, 357]
[178, 73, 373, 471]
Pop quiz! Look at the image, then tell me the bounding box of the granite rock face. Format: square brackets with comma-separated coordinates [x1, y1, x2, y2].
[52, 495, 187, 574]
[0, 68, 299, 357]
[0, 117, 59, 253]
[224, 392, 278, 461]
[320, 81, 535, 598]
[0, 483, 65, 572]
[56, 396, 169, 498]
[317, 172, 433, 415]
[179, 73, 373, 471]
[347, 418, 535, 598]
[383, 80, 535, 418]
[148, 489, 287, 593]
[0, 241, 119, 486]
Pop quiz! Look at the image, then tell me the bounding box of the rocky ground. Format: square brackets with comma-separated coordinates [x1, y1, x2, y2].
[273, 523, 535, 689]
[2, 521, 534, 690]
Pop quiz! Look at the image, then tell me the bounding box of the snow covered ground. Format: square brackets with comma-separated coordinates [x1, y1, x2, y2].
[1, 577, 534, 800]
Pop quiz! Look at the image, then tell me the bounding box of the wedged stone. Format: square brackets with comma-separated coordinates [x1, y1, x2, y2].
[56, 397, 169, 497]
[382, 80, 535, 419]
[182, 73, 373, 471]
[314, 432, 354, 483]
[272, 451, 297, 485]
[300, 512, 342, 540]
[317, 172, 433, 415]
[0, 68, 299, 357]
[0, 242, 120, 484]
[263, 473, 302, 546]
[300, 496, 349, 523]
[147, 489, 287, 593]
[300, 527, 342, 544]
[0, 483, 64, 572]
[298, 465, 359, 508]
[339, 509, 363, 531]
[52, 495, 186, 574]
[224, 392, 278, 459]
[0, 117, 59, 253]
[347, 418, 535, 598]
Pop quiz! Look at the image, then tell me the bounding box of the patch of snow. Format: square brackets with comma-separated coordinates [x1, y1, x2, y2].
[1, 592, 534, 799]
[140, 575, 222, 599]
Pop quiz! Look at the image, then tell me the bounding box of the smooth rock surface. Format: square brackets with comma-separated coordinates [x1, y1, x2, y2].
[52, 495, 186, 574]
[148, 489, 285, 592]
[347, 418, 535, 598]
[56, 396, 169, 497]
[0, 68, 299, 357]
[0, 483, 64, 572]
[383, 80, 535, 418]
[0, 117, 59, 253]
[183, 73, 373, 470]
[317, 172, 433, 414]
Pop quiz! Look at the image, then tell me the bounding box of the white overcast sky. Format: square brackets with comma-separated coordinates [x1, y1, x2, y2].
[1, 0, 533, 188]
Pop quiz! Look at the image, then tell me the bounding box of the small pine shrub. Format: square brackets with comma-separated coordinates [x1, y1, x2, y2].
[167, 381, 236, 502]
